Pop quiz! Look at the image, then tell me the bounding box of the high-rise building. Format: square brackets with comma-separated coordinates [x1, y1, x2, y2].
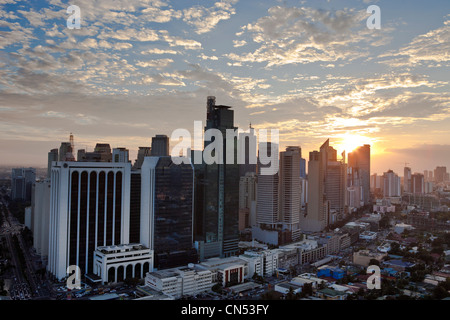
[325, 147, 347, 217]
[112, 148, 129, 163]
[404, 167, 412, 193]
[412, 173, 424, 194]
[301, 140, 329, 232]
[151, 135, 170, 157]
[11, 168, 36, 202]
[348, 145, 370, 205]
[300, 157, 306, 179]
[59, 142, 75, 162]
[279, 146, 301, 241]
[48, 149, 58, 178]
[238, 125, 257, 177]
[256, 142, 279, 227]
[32, 179, 51, 260]
[140, 156, 197, 269]
[133, 147, 151, 170]
[48, 161, 133, 280]
[239, 172, 257, 230]
[434, 166, 447, 183]
[94, 143, 112, 162]
[193, 96, 240, 259]
[383, 170, 401, 198]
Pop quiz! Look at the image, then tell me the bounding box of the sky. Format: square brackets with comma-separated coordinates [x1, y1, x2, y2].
[0, 0, 449, 175]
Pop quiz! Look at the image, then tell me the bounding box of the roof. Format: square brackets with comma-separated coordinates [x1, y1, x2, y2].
[317, 288, 347, 297]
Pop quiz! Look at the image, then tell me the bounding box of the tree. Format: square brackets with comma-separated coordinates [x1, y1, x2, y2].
[369, 259, 380, 266]
[302, 283, 313, 296]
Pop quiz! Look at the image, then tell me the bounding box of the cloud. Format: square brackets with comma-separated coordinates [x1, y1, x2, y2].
[182, 0, 239, 34]
[226, 6, 391, 67]
[378, 18, 450, 68]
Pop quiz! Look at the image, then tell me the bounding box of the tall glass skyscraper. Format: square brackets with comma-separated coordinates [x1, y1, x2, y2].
[140, 156, 197, 269]
[194, 96, 240, 259]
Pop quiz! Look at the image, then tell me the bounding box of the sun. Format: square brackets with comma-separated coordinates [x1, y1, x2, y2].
[336, 133, 373, 155]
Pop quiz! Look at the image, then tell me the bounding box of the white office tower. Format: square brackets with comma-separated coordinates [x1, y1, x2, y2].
[383, 170, 401, 198]
[32, 180, 51, 261]
[256, 142, 279, 227]
[279, 147, 302, 241]
[48, 161, 131, 280]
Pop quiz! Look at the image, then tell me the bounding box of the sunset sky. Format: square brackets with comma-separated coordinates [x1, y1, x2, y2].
[0, 0, 449, 175]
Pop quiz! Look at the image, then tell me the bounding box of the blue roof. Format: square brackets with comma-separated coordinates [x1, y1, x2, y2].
[384, 260, 415, 268]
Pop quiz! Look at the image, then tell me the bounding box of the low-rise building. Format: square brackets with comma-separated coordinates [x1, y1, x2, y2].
[93, 243, 153, 284]
[353, 250, 387, 267]
[145, 265, 213, 299]
[239, 250, 279, 278]
[316, 288, 348, 300]
[196, 257, 247, 287]
[359, 231, 377, 241]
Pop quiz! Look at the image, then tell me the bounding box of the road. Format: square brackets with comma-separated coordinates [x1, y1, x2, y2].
[0, 192, 47, 299]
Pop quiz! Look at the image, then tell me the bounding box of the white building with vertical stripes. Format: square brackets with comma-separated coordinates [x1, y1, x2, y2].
[48, 161, 136, 280]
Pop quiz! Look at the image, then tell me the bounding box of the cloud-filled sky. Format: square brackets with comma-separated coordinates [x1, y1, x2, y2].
[0, 0, 449, 175]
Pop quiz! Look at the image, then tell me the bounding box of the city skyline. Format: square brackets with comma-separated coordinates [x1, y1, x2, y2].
[1, 0, 450, 175]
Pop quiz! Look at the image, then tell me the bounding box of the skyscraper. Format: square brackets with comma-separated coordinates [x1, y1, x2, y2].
[239, 172, 257, 230]
[11, 167, 36, 202]
[48, 161, 132, 280]
[301, 140, 329, 232]
[133, 147, 151, 170]
[256, 142, 279, 227]
[112, 148, 130, 163]
[279, 146, 301, 241]
[94, 143, 112, 162]
[348, 145, 371, 205]
[140, 156, 197, 269]
[404, 167, 412, 193]
[325, 147, 347, 218]
[48, 149, 58, 178]
[151, 135, 170, 157]
[383, 170, 401, 198]
[194, 96, 240, 259]
[412, 173, 424, 194]
[434, 166, 447, 183]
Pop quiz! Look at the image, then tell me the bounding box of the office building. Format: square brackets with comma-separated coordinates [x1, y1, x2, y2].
[239, 172, 257, 230]
[151, 135, 170, 157]
[404, 167, 412, 193]
[194, 96, 240, 259]
[48, 161, 131, 280]
[145, 265, 213, 299]
[434, 166, 447, 183]
[140, 156, 197, 269]
[94, 143, 112, 162]
[301, 140, 329, 232]
[48, 149, 58, 178]
[279, 146, 302, 241]
[383, 170, 401, 198]
[348, 145, 370, 205]
[93, 243, 153, 284]
[256, 142, 279, 227]
[112, 148, 129, 163]
[11, 167, 36, 202]
[325, 147, 347, 217]
[412, 173, 424, 194]
[31, 179, 51, 260]
[133, 147, 151, 170]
